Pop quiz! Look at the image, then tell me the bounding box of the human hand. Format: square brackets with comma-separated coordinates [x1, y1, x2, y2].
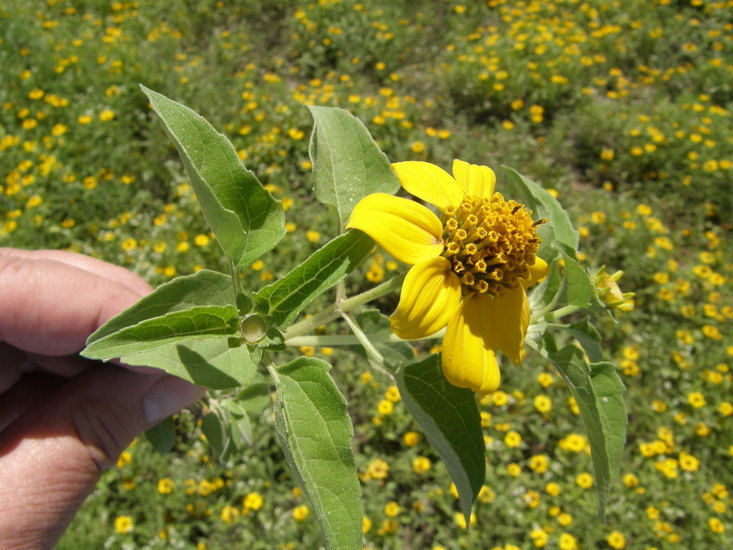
[0, 248, 205, 549]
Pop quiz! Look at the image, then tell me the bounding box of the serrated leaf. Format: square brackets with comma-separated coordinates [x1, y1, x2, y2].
[83, 305, 239, 357]
[145, 416, 176, 454]
[255, 230, 374, 328]
[550, 346, 626, 518]
[89, 269, 235, 342]
[83, 283, 256, 389]
[103, 337, 255, 389]
[395, 354, 485, 523]
[501, 166, 579, 260]
[308, 105, 400, 228]
[81, 270, 250, 388]
[142, 86, 285, 267]
[274, 357, 362, 550]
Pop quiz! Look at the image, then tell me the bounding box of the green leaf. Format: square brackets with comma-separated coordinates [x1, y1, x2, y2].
[224, 399, 254, 446]
[274, 357, 362, 550]
[145, 416, 176, 454]
[202, 411, 227, 460]
[549, 346, 626, 518]
[83, 305, 240, 358]
[236, 381, 272, 417]
[308, 105, 400, 228]
[142, 86, 285, 267]
[560, 253, 594, 308]
[88, 269, 236, 342]
[566, 319, 604, 363]
[528, 258, 562, 311]
[255, 230, 374, 328]
[395, 354, 485, 523]
[99, 336, 255, 389]
[81, 270, 256, 389]
[500, 166, 579, 260]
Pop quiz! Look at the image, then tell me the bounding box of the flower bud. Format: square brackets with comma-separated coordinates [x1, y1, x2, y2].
[593, 267, 634, 311]
[241, 314, 267, 344]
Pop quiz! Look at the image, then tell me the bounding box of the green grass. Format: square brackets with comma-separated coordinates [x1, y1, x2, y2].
[1, 0, 731, 548]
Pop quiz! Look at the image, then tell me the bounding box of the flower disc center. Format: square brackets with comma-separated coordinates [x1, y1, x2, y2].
[440, 193, 543, 296]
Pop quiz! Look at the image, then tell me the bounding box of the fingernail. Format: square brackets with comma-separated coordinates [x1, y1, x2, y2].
[142, 376, 205, 425]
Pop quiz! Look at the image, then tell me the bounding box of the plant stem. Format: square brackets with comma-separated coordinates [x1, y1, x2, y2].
[340, 311, 383, 364]
[545, 304, 582, 321]
[285, 329, 444, 348]
[340, 311, 396, 379]
[283, 274, 405, 339]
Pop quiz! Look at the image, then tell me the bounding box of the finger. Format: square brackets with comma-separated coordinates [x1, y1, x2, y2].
[0, 343, 28, 394]
[0, 255, 144, 356]
[0, 372, 61, 432]
[0, 366, 204, 548]
[0, 248, 152, 296]
[23, 352, 92, 379]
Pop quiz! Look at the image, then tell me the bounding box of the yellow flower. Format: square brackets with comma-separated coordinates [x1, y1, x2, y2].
[347, 160, 548, 394]
[576, 472, 594, 488]
[708, 517, 725, 534]
[242, 492, 263, 512]
[220, 505, 239, 523]
[606, 530, 626, 549]
[292, 505, 309, 522]
[403, 431, 420, 447]
[412, 456, 432, 474]
[384, 501, 401, 518]
[114, 515, 134, 534]
[362, 516, 372, 533]
[157, 477, 174, 494]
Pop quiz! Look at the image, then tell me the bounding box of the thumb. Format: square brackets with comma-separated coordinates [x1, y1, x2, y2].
[0, 365, 204, 550]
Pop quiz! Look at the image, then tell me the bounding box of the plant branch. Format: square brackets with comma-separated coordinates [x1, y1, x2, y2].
[283, 274, 405, 339]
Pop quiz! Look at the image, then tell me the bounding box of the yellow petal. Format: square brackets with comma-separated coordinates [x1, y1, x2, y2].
[483, 285, 530, 364]
[390, 257, 462, 339]
[442, 295, 501, 395]
[346, 193, 443, 265]
[392, 161, 463, 212]
[522, 256, 549, 289]
[451, 159, 496, 199]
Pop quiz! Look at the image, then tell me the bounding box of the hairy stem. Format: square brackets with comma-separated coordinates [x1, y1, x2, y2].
[283, 274, 405, 339]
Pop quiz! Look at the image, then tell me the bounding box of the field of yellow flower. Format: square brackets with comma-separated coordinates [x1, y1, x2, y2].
[1, 0, 731, 548]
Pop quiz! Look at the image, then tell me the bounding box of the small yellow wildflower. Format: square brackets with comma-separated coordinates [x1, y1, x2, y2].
[242, 492, 263, 512]
[606, 530, 626, 549]
[292, 505, 309, 522]
[412, 456, 432, 474]
[114, 515, 134, 534]
[157, 478, 174, 494]
[576, 472, 594, 489]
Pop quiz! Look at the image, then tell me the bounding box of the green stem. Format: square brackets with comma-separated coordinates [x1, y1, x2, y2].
[285, 329, 443, 348]
[340, 311, 395, 379]
[544, 304, 582, 321]
[228, 258, 242, 297]
[262, 350, 280, 383]
[340, 312, 383, 365]
[283, 274, 405, 339]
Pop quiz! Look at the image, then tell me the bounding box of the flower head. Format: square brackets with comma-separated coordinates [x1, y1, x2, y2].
[347, 160, 548, 394]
